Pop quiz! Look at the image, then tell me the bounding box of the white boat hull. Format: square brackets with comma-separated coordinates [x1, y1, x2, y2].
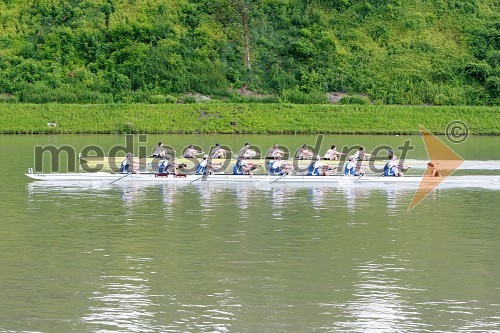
[25, 172, 500, 188]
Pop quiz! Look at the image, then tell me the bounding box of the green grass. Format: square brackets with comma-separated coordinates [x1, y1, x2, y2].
[0, 103, 498, 135]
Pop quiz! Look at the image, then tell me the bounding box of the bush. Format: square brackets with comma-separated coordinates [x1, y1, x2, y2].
[149, 94, 177, 104]
[339, 95, 371, 105]
[279, 88, 328, 104]
[0, 93, 19, 103]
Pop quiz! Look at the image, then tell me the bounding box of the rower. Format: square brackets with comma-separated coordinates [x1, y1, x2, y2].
[152, 142, 174, 158]
[266, 144, 284, 159]
[120, 152, 135, 173]
[158, 156, 185, 176]
[183, 144, 203, 158]
[158, 159, 169, 174]
[353, 146, 371, 161]
[296, 144, 313, 160]
[323, 145, 343, 161]
[269, 156, 292, 175]
[233, 156, 260, 175]
[210, 143, 227, 159]
[152, 142, 166, 158]
[426, 162, 441, 177]
[237, 142, 257, 159]
[196, 154, 209, 175]
[158, 156, 175, 175]
[307, 155, 327, 176]
[383, 154, 404, 177]
[344, 156, 364, 176]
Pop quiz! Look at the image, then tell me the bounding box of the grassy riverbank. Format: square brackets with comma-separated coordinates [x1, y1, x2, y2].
[0, 103, 498, 135]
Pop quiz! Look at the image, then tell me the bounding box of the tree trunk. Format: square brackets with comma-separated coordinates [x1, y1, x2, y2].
[242, 9, 251, 70]
[234, 0, 251, 70]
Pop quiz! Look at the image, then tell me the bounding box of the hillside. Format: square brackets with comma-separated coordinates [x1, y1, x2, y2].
[0, 0, 498, 105]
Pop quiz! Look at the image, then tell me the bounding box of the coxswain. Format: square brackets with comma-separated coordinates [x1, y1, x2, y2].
[426, 162, 441, 177]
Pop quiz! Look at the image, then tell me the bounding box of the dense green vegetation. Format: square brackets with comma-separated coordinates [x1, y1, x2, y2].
[0, 0, 498, 105]
[1, 103, 498, 134]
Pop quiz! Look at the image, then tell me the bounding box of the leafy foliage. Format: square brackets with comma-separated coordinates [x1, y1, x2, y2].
[0, 0, 498, 105]
[1, 103, 498, 134]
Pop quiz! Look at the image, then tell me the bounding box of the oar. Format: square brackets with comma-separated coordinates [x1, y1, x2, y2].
[352, 173, 364, 183]
[109, 172, 131, 184]
[189, 172, 208, 184]
[269, 172, 289, 184]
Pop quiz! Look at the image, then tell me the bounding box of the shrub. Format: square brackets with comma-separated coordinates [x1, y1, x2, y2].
[339, 95, 371, 105]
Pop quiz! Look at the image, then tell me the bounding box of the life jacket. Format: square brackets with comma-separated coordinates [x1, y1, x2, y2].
[344, 161, 358, 176]
[120, 159, 130, 173]
[158, 160, 169, 174]
[232, 161, 243, 175]
[270, 160, 284, 175]
[383, 160, 396, 176]
[196, 160, 207, 175]
[307, 161, 321, 176]
[268, 161, 276, 175]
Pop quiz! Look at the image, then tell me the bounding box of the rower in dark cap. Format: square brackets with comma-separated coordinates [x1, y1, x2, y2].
[295, 143, 313, 160]
[210, 143, 227, 159]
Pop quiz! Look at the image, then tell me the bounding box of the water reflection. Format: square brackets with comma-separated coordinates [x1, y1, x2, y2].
[307, 187, 328, 209]
[27, 181, 423, 217]
[159, 183, 181, 219]
[81, 257, 158, 332]
[18, 179, 500, 332]
[197, 183, 226, 216]
[386, 188, 405, 216]
[330, 256, 424, 332]
[341, 187, 374, 219]
[268, 187, 298, 219]
[121, 185, 146, 211]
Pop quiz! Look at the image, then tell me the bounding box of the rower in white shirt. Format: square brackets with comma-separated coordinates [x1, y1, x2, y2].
[183, 144, 203, 158]
[295, 144, 314, 160]
[210, 143, 227, 159]
[353, 146, 371, 161]
[266, 144, 285, 159]
[323, 145, 344, 160]
[237, 142, 257, 159]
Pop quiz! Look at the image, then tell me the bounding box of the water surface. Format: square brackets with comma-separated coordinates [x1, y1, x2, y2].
[1, 134, 499, 332]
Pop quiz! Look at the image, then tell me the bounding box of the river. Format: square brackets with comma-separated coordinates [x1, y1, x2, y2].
[1, 134, 499, 332]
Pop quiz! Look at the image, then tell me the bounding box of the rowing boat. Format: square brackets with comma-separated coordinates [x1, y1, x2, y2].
[25, 170, 500, 188]
[79, 156, 500, 171]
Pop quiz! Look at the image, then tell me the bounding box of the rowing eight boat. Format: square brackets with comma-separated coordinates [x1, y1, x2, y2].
[25, 171, 500, 188]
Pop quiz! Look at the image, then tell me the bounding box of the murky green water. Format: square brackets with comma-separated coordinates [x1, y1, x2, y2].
[1, 134, 499, 332]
